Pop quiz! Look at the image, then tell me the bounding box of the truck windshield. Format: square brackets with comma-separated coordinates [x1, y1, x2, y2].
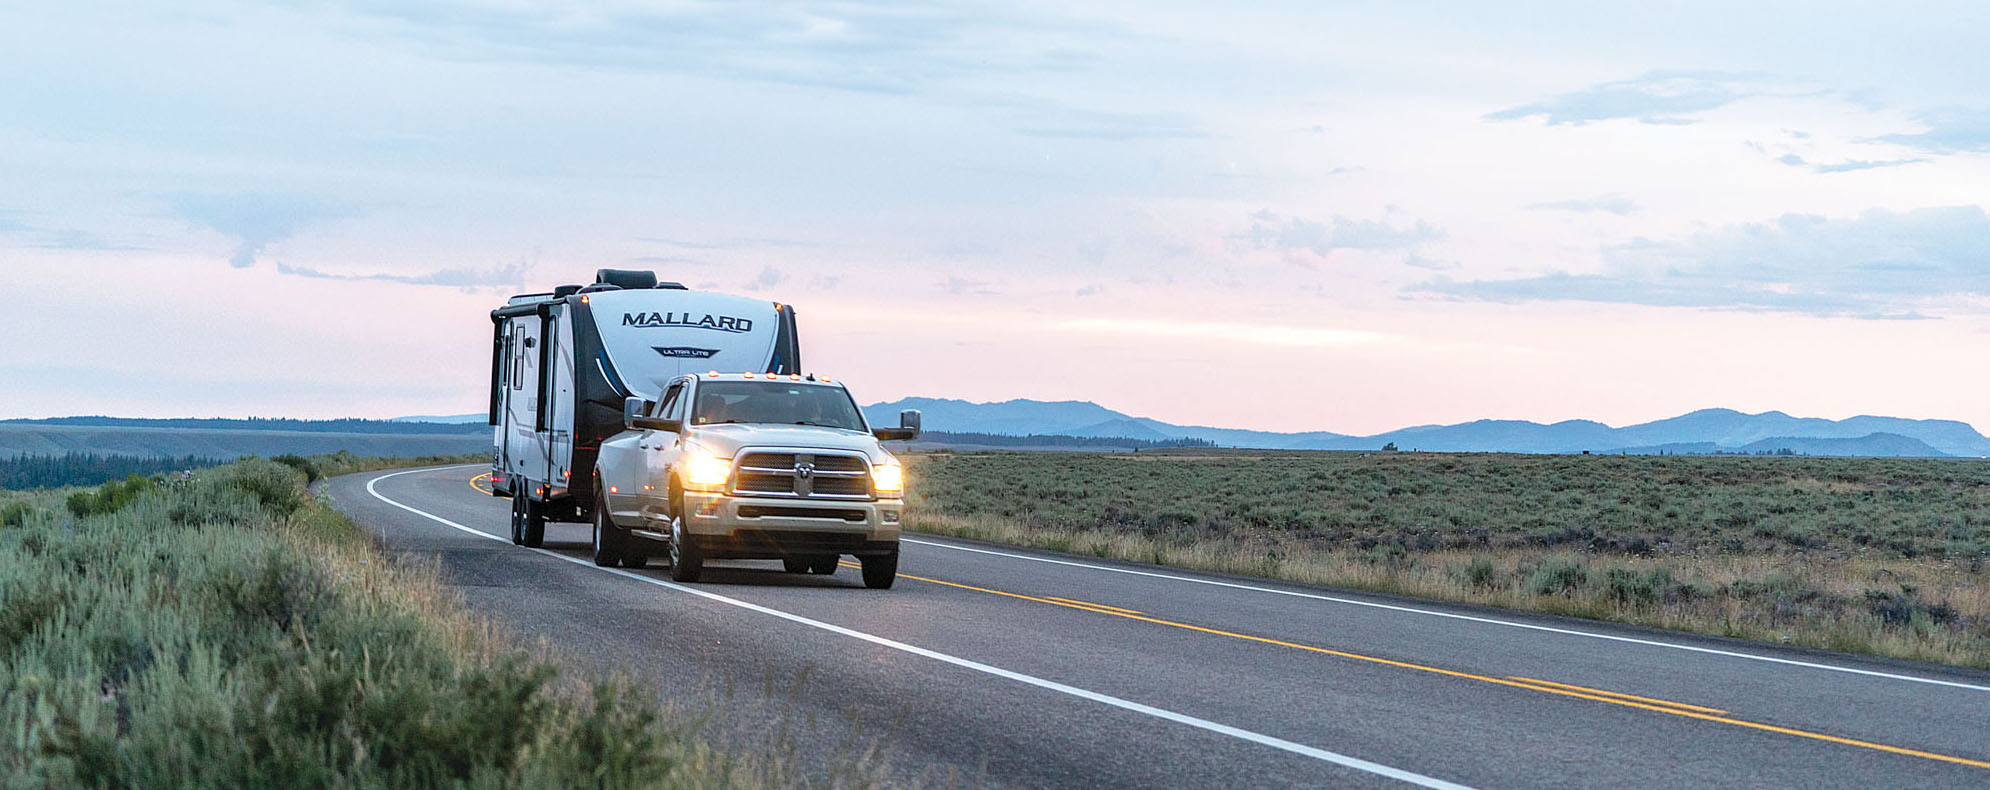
[690, 381, 867, 431]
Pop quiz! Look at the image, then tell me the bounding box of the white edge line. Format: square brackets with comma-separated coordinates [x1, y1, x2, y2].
[900, 538, 1990, 693]
[361, 468, 1474, 790]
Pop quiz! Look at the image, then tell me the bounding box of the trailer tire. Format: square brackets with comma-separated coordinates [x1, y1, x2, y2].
[860, 548, 897, 589]
[509, 489, 526, 546]
[668, 516, 702, 582]
[521, 493, 546, 548]
[590, 490, 622, 567]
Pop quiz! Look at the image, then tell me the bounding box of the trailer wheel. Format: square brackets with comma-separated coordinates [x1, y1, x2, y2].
[521, 492, 546, 548]
[860, 548, 897, 589]
[668, 516, 702, 582]
[509, 489, 526, 546]
[590, 491, 622, 567]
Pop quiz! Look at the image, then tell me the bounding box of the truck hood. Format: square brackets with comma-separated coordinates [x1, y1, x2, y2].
[685, 424, 887, 462]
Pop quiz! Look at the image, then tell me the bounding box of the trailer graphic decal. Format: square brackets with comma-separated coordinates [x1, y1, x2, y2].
[652, 346, 721, 359]
[621, 312, 754, 333]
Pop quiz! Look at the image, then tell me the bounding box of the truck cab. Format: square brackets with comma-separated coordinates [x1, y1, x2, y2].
[592, 371, 919, 589]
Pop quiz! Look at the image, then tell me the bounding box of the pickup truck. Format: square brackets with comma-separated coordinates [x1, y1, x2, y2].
[591, 372, 919, 589]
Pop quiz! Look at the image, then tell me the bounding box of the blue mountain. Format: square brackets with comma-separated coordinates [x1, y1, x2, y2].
[863, 399, 1985, 457]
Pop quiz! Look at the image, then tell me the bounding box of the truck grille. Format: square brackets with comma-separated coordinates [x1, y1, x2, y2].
[731, 451, 873, 500]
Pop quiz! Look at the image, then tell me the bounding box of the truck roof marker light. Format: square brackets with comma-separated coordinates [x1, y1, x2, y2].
[741, 372, 755, 378]
[766, 372, 777, 379]
[608, 486, 618, 494]
[579, 295, 590, 304]
[708, 370, 719, 377]
[789, 374, 801, 381]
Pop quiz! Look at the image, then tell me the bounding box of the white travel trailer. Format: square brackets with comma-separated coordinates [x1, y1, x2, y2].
[488, 269, 801, 546]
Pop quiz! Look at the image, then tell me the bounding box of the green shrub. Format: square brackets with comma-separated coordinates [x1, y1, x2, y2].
[63, 474, 156, 517]
[271, 454, 322, 483]
[1, 500, 36, 528]
[1527, 556, 1590, 596]
[1463, 556, 1500, 590]
[1603, 567, 1671, 606]
[219, 458, 308, 517]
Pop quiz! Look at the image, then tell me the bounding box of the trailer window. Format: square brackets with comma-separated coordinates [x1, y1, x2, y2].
[690, 382, 865, 431]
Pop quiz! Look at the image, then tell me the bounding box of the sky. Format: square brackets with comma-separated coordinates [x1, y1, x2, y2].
[4, 1, 1988, 435]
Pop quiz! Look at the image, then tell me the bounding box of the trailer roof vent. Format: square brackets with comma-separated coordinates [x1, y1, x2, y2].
[576, 283, 623, 294]
[552, 284, 584, 298]
[655, 281, 688, 290]
[595, 269, 658, 289]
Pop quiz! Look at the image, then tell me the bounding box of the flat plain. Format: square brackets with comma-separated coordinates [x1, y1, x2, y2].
[903, 450, 1990, 668]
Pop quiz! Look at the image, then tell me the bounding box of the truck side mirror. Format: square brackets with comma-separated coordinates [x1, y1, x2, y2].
[631, 416, 682, 433]
[873, 409, 921, 441]
[622, 397, 655, 429]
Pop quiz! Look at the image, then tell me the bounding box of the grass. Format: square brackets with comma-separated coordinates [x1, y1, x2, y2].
[0, 455, 891, 789]
[901, 450, 1990, 669]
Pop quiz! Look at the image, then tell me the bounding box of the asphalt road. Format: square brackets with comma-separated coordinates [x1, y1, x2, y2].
[327, 465, 1990, 789]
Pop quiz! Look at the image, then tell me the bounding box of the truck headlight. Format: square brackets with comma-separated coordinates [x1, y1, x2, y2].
[682, 449, 733, 489]
[871, 462, 904, 497]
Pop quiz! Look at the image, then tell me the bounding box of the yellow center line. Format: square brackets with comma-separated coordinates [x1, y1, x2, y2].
[1045, 596, 1143, 614]
[889, 569, 1990, 770]
[470, 472, 493, 495]
[1506, 676, 1728, 715]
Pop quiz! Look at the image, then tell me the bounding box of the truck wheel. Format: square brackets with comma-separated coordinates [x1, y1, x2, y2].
[521, 493, 546, 548]
[808, 556, 839, 575]
[591, 491, 622, 567]
[668, 516, 702, 582]
[860, 549, 897, 589]
[782, 557, 810, 574]
[509, 488, 526, 545]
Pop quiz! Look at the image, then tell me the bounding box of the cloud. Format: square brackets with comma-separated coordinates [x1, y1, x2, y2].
[165, 193, 353, 268]
[942, 274, 998, 296]
[0, 212, 143, 251]
[1777, 153, 1807, 166]
[1239, 210, 1443, 256]
[631, 255, 708, 266]
[275, 261, 529, 289]
[1009, 107, 1203, 140]
[742, 265, 787, 291]
[330, 2, 1123, 97]
[1416, 206, 1990, 319]
[1871, 107, 1990, 154]
[1486, 70, 1777, 126]
[1529, 196, 1639, 215]
[1814, 158, 1926, 174]
[1059, 317, 1391, 347]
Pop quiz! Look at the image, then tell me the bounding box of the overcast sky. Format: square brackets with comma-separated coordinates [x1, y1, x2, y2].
[5, 1, 1988, 434]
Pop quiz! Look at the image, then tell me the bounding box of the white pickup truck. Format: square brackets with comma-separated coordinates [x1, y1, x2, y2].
[591, 372, 920, 589]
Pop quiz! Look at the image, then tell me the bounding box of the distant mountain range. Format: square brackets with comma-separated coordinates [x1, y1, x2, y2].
[861, 399, 1990, 458]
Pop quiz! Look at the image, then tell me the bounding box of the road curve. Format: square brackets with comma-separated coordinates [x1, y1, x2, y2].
[326, 465, 1990, 789]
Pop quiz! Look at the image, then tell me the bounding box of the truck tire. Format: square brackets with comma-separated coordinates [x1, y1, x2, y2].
[782, 557, 811, 574]
[808, 556, 839, 574]
[668, 516, 702, 582]
[860, 549, 897, 589]
[590, 490, 622, 567]
[521, 491, 546, 548]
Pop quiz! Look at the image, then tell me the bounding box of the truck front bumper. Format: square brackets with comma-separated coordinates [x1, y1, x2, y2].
[671, 492, 901, 558]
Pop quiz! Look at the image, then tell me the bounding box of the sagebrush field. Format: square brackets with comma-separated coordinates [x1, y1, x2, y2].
[903, 451, 1990, 667]
[0, 454, 886, 789]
